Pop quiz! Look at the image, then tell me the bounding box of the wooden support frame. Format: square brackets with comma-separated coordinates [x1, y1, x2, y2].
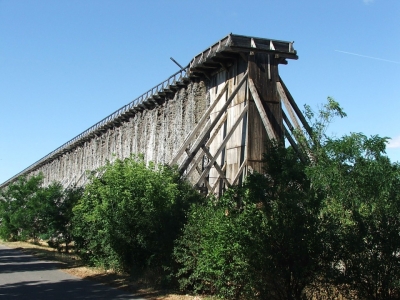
[194, 102, 249, 187]
[184, 113, 228, 180]
[201, 146, 231, 188]
[231, 158, 247, 186]
[277, 82, 301, 130]
[278, 81, 314, 163]
[209, 163, 227, 194]
[177, 71, 249, 174]
[169, 82, 229, 166]
[283, 123, 307, 163]
[248, 78, 277, 140]
[169, 51, 310, 196]
[278, 76, 313, 136]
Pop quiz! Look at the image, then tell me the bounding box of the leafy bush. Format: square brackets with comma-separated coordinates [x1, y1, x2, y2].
[174, 190, 263, 299]
[72, 155, 201, 279]
[174, 143, 324, 300]
[174, 99, 400, 299]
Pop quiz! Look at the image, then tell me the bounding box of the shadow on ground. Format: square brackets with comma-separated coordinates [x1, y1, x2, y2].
[0, 247, 144, 300]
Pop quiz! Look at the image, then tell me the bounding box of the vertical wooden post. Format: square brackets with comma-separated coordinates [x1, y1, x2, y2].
[247, 53, 283, 173]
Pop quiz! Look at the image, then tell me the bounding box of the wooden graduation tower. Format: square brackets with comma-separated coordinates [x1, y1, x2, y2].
[1, 34, 310, 195]
[170, 34, 308, 195]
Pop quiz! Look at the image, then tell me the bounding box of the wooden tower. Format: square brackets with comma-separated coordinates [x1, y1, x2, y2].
[169, 34, 310, 195]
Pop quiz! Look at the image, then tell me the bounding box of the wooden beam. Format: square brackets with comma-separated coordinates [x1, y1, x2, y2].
[278, 77, 313, 136]
[209, 163, 227, 195]
[205, 179, 212, 192]
[184, 150, 205, 179]
[282, 110, 312, 164]
[169, 82, 229, 166]
[194, 102, 249, 185]
[185, 149, 202, 175]
[277, 82, 301, 130]
[200, 146, 231, 188]
[229, 47, 299, 59]
[282, 110, 295, 133]
[239, 52, 248, 63]
[283, 124, 307, 164]
[178, 71, 248, 174]
[214, 51, 240, 59]
[248, 78, 277, 140]
[231, 158, 247, 186]
[184, 113, 228, 179]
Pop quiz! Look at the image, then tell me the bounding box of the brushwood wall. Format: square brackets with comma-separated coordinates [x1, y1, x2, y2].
[2, 34, 300, 192]
[31, 81, 208, 187]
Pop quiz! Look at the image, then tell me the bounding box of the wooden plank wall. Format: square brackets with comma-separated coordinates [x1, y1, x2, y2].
[206, 53, 283, 194]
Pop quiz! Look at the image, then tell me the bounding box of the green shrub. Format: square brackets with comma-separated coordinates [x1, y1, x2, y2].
[72, 155, 201, 279]
[174, 190, 264, 299]
[174, 143, 324, 300]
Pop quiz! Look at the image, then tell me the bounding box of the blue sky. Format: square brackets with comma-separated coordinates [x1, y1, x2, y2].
[1, 0, 399, 183]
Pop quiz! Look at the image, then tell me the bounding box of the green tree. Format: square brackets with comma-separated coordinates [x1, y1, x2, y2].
[0, 174, 43, 241]
[174, 98, 400, 300]
[301, 98, 400, 298]
[41, 184, 83, 252]
[307, 133, 400, 299]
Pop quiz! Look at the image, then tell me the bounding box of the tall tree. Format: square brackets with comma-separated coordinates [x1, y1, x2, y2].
[0, 174, 43, 241]
[41, 183, 83, 252]
[307, 133, 400, 299]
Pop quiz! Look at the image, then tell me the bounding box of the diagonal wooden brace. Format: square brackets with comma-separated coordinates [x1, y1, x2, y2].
[277, 81, 301, 130]
[199, 145, 231, 188]
[169, 82, 229, 166]
[178, 71, 248, 174]
[282, 121, 307, 164]
[185, 113, 228, 179]
[282, 106, 313, 163]
[278, 76, 313, 136]
[248, 78, 277, 140]
[210, 163, 227, 194]
[231, 158, 247, 186]
[195, 102, 249, 185]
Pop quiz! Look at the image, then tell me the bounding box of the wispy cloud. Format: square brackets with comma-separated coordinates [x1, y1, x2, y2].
[388, 136, 400, 149]
[363, 0, 374, 4]
[335, 50, 400, 64]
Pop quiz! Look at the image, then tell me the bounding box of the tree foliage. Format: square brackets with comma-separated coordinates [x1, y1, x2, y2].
[174, 142, 325, 300]
[0, 174, 44, 241]
[72, 155, 201, 278]
[174, 98, 400, 300]
[0, 174, 82, 252]
[308, 133, 400, 299]
[44, 185, 83, 252]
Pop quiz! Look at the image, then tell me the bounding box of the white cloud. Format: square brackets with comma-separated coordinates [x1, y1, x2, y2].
[363, 0, 374, 4]
[388, 136, 400, 149]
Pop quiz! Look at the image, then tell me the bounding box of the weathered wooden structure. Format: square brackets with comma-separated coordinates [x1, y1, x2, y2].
[0, 34, 310, 195]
